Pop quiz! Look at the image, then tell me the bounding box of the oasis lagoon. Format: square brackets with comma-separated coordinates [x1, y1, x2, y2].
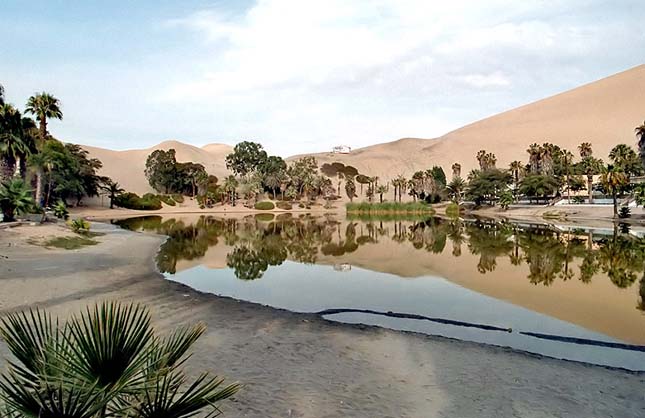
[114, 214, 645, 370]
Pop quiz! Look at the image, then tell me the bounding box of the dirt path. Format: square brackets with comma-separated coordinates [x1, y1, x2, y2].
[0, 223, 643, 418]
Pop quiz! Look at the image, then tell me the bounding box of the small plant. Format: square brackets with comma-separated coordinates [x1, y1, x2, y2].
[254, 201, 275, 210]
[0, 301, 240, 417]
[276, 201, 292, 210]
[68, 218, 91, 233]
[572, 196, 585, 204]
[157, 194, 177, 206]
[618, 206, 631, 219]
[52, 200, 69, 219]
[499, 191, 514, 210]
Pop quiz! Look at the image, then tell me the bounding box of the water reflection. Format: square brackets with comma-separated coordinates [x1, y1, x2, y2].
[114, 214, 645, 315]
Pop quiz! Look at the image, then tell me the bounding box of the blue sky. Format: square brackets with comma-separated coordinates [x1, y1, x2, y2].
[1, 0, 643, 156]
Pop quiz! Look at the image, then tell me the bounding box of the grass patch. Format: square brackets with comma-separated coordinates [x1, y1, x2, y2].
[346, 201, 435, 215]
[276, 201, 292, 210]
[42, 236, 99, 250]
[542, 210, 567, 220]
[254, 201, 275, 210]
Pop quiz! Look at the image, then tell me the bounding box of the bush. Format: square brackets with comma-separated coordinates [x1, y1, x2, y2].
[619, 206, 631, 219]
[113, 192, 162, 210]
[172, 193, 185, 203]
[254, 201, 275, 210]
[68, 218, 91, 234]
[157, 195, 176, 206]
[572, 196, 585, 204]
[445, 202, 460, 218]
[53, 200, 69, 220]
[276, 201, 292, 210]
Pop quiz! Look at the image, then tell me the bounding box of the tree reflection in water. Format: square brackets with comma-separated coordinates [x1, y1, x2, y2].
[114, 215, 645, 310]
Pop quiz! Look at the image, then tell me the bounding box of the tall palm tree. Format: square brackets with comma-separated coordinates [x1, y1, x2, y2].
[0, 104, 33, 178]
[609, 143, 641, 177]
[578, 142, 593, 159]
[447, 177, 466, 204]
[223, 175, 238, 206]
[451, 162, 461, 179]
[99, 179, 125, 209]
[25, 92, 63, 142]
[635, 120, 645, 166]
[562, 150, 574, 203]
[527, 143, 542, 174]
[601, 167, 629, 218]
[508, 160, 523, 194]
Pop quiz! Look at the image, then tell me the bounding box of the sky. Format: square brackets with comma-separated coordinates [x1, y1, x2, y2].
[1, 0, 644, 156]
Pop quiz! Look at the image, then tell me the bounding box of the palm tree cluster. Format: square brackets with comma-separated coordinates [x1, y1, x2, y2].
[0, 84, 120, 221]
[0, 301, 240, 417]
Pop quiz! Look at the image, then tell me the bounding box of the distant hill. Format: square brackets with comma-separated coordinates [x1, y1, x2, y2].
[83, 140, 233, 194]
[82, 65, 645, 193]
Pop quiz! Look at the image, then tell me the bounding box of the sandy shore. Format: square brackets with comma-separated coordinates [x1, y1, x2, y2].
[1, 222, 644, 417]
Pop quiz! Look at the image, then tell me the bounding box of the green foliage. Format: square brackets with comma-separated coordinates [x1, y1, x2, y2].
[609, 143, 643, 176]
[276, 201, 292, 210]
[157, 194, 177, 206]
[346, 201, 435, 214]
[43, 235, 98, 249]
[618, 206, 631, 219]
[145, 149, 177, 193]
[53, 200, 69, 219]
[172, 193, 184, 203]
[466, 169, 512, 205]
[25, 92, 63, 141]
[445, 202, 460, 218]
[113, 192, 162, 210]
[499, 190, 514, 210]
[0, 178, 33, 222]
[254, 201, 275, 210]
[635, 184, 645, 207]
[68, 218, 91, 233]
[0, 302, 240, 417]
[225, 141, 268, 177]
[518, 174, 559, 202]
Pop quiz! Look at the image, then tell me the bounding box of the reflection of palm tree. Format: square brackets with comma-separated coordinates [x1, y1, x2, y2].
[467, 221, 513, 274]
[637, 274, 645, 312]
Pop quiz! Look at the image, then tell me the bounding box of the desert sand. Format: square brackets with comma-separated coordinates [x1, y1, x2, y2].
[83, 65, 645, 190]
[1, 222, 644, 417]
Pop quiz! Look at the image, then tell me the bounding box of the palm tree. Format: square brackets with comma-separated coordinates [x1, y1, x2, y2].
[0, 104, 33, 178]
[561, 150, 574, 203]
[635, 120, 645, 166]
[0, 301, 240, 417]
[376, 184, 388, 203]
[0, 83, 4, 105]
[578, 142, 593, 159]
[508, 160, 523, 194]
[601, 167, 629, 218]
[0, 178, 33, 222]
[451, 162, 461, 179]
[25, 92, 63, 142]
[578, 156, 604, 204]
[609, 143, 642, 177]
[527, 143, 542, 174]
[223, 175, 238, 206]
[100, 179, 125, 209]
[447, 177, 466, 204]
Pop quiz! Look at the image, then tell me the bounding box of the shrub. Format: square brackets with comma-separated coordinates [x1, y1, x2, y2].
[619, 206, 631, 219]
[0, 302, 240, 417]
[157, 194, 176, 206]
[113, 192, 162, 210]
[68, 218, 91, 233]
[445, 202, 460, 218]
[572, 196, 585, 204]
[172, 193, 185, 203]
[53, 200, 69, 220]
[254, 201, 275, 210]
[276, 201, 292, 210]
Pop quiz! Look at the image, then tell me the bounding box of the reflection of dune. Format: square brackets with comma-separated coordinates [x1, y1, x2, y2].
[156, 215, 645, 345]
[317, 237, 645, 345]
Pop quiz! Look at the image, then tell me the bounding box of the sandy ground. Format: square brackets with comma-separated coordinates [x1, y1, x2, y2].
[0, 222, 644, 417]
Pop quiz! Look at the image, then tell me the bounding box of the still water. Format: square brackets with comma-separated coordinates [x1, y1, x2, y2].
[114, 214, 645, 370]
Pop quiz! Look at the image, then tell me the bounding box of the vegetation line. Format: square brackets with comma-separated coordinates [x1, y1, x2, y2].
[316, 308, 512, 332]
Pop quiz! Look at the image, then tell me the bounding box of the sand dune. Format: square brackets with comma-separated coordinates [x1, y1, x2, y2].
[83, 140, 233, 194]
[81, 65, 645, 193]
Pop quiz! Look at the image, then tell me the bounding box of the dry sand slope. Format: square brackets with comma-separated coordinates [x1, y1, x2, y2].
[83, 140, 233, 194]
[82, 64, 645, 192]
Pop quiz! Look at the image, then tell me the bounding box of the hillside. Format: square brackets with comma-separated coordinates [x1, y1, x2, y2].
[83, 140, 233, 194]
[82, 65, 645, 193]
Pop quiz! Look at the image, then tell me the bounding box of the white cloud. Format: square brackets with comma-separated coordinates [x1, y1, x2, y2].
[461, 72, 511, 88]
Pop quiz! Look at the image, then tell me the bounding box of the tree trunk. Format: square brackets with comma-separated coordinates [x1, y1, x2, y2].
[13, 156, 21, 178]
[40, 116, 47, 141]
[379, 193, 383, 203]
[587, 175, 593, 203]
[612, 191, 618, 218]
[35, 170, 43, 207]
[566, 174, 571, 203]
[45, 176, 53, 208]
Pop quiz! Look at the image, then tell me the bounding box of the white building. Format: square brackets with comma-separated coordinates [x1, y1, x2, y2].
[332, 145, 351, 154]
